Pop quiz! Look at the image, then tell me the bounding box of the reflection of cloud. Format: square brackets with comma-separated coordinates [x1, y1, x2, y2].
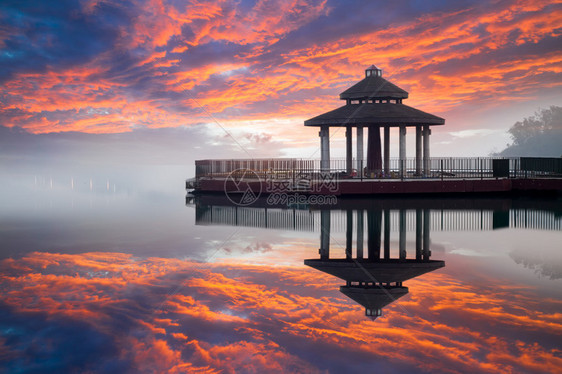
[510, 248, 562, 279]
[223, 241, 272, 255]
[1, 252, 561, 373]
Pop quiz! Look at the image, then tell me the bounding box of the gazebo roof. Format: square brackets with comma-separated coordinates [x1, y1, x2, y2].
[304, 103, 445, 127]
[340, 70, 408, 100]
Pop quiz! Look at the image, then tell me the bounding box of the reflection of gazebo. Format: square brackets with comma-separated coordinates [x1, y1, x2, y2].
[305, 65, 445, 177]
[305, 207, 445, 319]
[305, 259, 444, 319]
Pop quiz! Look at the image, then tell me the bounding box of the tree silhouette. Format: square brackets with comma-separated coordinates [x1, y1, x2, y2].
[498, 106, 562, 157]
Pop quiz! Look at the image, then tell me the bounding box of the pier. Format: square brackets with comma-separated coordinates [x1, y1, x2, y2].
[191, 156, 562, 196]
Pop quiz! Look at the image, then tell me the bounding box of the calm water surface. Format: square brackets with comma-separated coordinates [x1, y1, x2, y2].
[1, 176, 561, 373]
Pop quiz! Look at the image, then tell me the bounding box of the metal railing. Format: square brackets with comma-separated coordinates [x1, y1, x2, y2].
[195, 157, 561, 180]
[195, 158, 315, 179]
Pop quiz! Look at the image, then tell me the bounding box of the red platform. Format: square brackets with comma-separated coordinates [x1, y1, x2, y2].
[196, 177, 562, 196]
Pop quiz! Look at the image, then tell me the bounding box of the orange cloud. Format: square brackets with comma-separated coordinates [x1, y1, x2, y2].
[1, 0, 559, 136]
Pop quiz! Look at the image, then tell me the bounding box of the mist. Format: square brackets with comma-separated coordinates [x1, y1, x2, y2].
[0, 124, 287, 200]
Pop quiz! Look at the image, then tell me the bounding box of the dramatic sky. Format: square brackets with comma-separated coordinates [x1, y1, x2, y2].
[1, 0, 561, 164]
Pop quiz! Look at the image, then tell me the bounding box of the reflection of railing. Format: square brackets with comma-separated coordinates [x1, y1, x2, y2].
[326, 209, 562, 231]
[196, 205, 315, 231]
[195, 206, 562, 232]
[195, 157, 562, 180]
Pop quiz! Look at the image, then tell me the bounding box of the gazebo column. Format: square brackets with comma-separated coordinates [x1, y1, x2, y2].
[346, 126, 353, 175]
[383, 126, 390, 176]
[415, 126, 422, 176]
[399, 125, 406, 178]
[367, 126, 382, 176]
[423, 125, 431, 176]
[356, 127, 364, 173]
[320, 125, 330, 171]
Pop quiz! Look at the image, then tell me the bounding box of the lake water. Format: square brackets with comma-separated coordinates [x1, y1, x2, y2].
[1, 175, 561, 373]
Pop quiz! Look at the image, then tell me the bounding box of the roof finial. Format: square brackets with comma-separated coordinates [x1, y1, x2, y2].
[365, 65, 382, 78]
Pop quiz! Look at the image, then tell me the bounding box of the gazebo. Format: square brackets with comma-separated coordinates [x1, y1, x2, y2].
[305, 65, 445, 177]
